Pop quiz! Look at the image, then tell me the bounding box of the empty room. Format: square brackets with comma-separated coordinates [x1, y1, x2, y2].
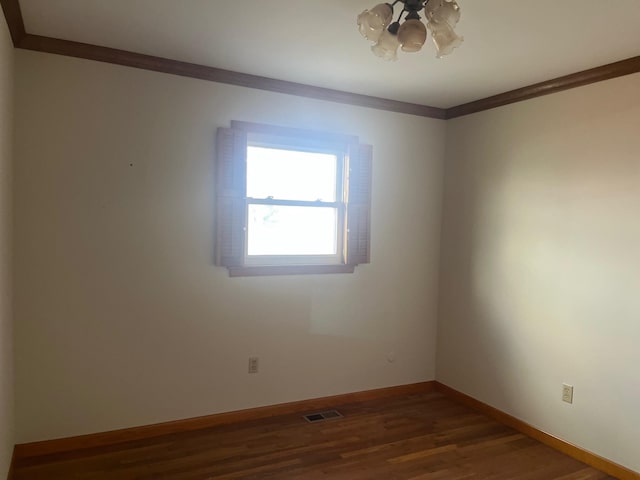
[0, 1, 639, 479]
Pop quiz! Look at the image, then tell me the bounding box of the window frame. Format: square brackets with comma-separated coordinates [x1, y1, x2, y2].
[215, 121, 372, 277]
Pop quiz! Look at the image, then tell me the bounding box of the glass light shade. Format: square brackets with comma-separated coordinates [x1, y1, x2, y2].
[428, 20, 464, 58]
[371, 29, 400, 61]
[397, 19, 427, 53]
[357, 3, 393, 42]
[425, 0, 461, 27]
[424, 0, 443, 20]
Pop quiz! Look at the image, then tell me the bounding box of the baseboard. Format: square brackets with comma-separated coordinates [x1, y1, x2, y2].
[14, 381, 436, 459]
[435, 382, 640, 480]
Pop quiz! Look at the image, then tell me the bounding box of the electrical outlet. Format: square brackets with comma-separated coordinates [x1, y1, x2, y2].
[562, 384, 574, 404]
[248, 357, 259, 374]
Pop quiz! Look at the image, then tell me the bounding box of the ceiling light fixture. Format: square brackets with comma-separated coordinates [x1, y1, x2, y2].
[357, 0, 463, 61]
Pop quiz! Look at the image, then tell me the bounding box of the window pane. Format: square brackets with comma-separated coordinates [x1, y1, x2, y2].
[247, 146, 337, 202]
[247, 205, 338, 256]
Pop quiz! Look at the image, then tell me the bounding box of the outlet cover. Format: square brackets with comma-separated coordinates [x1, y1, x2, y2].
[248, 357, 259, 374]
[562, 384, 574, 404]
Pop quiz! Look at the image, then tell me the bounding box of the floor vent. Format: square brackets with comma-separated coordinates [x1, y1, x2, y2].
[303, 410, 343, 423]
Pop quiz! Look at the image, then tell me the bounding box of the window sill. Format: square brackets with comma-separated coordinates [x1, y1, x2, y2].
[228, 264, 356, 277]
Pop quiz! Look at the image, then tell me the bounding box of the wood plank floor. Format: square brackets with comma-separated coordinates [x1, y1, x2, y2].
[13, 392, 616, 479]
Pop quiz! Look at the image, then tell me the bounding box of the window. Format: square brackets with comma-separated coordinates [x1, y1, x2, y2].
[215, 121, 372, 277]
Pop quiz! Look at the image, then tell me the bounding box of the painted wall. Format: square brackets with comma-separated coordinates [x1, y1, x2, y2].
[0, 15, 14, 480]
[437, 73, 640, 472]
[13, 50, 446, 443]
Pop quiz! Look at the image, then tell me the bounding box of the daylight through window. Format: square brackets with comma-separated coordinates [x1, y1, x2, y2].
[215, 121, 372, 277]
[246, 146, 341, 260]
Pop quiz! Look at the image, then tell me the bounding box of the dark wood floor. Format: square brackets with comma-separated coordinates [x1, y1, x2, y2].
[13, 392, 615, 479]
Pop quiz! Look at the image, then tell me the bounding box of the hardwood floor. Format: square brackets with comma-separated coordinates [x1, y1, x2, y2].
[12, 392, 616, 479]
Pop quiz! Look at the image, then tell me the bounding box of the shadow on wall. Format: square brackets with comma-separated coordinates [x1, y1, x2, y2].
[439, 106, 640, 461]
[438, 132, 522, 412]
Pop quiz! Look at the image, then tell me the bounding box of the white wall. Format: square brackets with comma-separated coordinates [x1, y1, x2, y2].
[437, 73, 640, 472]
[13, 50, 446, 443]
[0, 14, 14, 480]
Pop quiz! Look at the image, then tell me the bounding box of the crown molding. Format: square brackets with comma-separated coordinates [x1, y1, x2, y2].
[0, 0, 24, 46]
[18, 33, 447, 119]
[2, 0, 640, 119]
[446, 56, 640, 119]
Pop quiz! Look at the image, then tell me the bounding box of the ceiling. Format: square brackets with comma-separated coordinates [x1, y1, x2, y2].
[17, 0, 640, 109]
